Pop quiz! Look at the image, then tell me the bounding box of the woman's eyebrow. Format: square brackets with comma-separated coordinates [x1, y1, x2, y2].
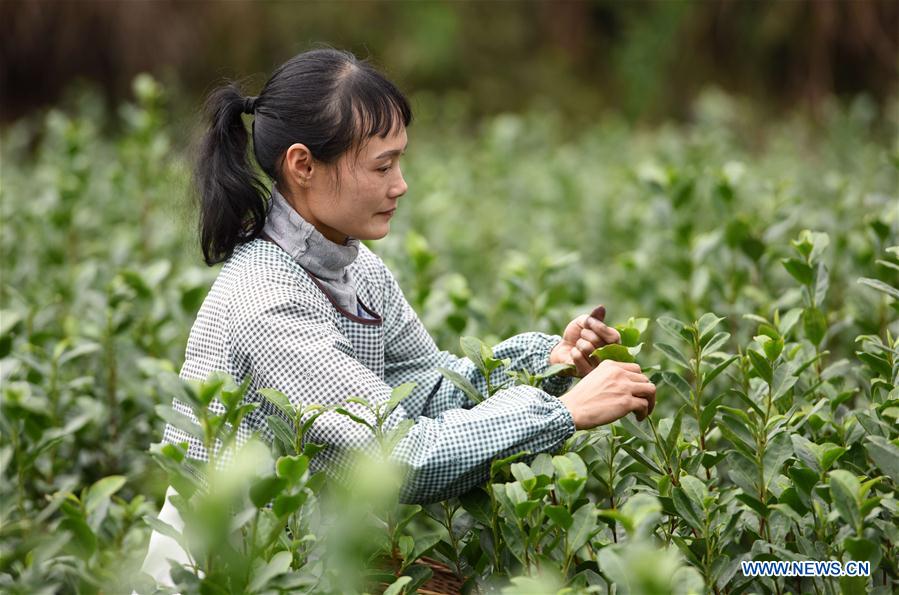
[374, 146, 407, 159]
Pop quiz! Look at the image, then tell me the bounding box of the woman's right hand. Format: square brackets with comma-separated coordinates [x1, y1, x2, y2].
[558, 360, 656, 430]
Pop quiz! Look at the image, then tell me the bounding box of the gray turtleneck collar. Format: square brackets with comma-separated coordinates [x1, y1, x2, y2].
[261, 185, 362, 314]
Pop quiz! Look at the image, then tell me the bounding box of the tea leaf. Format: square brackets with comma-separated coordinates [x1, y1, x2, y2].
[864, 436, 899, 483]
[697, 313, 725, 343]
[829, 470, 862, 533]
[782, 258, 814, 285]
[511, 462, 537, 492]
[657, 316, 692, 344]
[437, 367, 483, 404]
[591, 343, 636, 364]
[248, 550, 293, 592]
[672, 486, 703, 533]
[460, 488, 491, 525]
[656, 342, 690, 369]
[84, 476, 126, 516]
[747, 349, 773, 384]
[566, 505, 597, 555]
[250, 476, 288, 508]
[659, 371, 692, 405]
[545, 504, 573, 529]
[460, 336, 488, 372]
[383, 576, 412, 595]
[619, 493, 662, 536]
[701, 331, 730, 354]
[700, 394, 725, 433]
[803, 307, 827, 346]
[618, 326, 641, 347]
[384, 382, 416, 416]
[621, 443, 663, 474]
[762, 433, 793, 490]
[155, 405, 204, 441]
[842, 537, 881, 568]
[266, 416, 296, 452]
[258, 388, 296, 418]
[276, 455, 309, 484]
[858, 277, 899, 300]
[272, 492, 307, 517]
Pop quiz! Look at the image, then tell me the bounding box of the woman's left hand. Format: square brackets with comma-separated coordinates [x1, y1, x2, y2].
[549, 305, 621, 377]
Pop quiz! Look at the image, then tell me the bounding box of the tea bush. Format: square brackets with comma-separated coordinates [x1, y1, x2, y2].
[1, 78, 897, 594]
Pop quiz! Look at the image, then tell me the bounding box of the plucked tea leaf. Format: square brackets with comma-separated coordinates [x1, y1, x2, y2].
[591, 343, 636, 364]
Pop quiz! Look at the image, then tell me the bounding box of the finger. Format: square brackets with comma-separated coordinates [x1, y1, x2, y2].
[572, 314, 589, 329]
[630, 396, 649, 421]
[576, 338, 597, 359]
[630, 382, 657, 398]
[631, 385, 656, 415]
[624, 370, 650, 383]
[571, 347, 593, 377]
[579, 327, 602, 346]
[606, 361, 642, 373]
[585, 317, 621, 344]
[590, 305, 606, 322]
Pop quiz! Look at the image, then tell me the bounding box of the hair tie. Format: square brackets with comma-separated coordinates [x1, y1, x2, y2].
[242, 96, 258, 115]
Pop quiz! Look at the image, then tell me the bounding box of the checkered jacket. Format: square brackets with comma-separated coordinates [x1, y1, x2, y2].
[162, 238, 576, 503]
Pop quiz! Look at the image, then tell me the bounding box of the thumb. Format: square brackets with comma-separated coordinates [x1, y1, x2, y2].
[589, 305, 606, 322]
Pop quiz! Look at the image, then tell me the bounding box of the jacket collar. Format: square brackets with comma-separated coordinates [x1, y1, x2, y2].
[261, 184, 360, 281]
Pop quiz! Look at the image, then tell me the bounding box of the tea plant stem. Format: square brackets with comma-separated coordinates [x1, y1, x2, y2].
[104, 307, 119, 449]
[690, 342, 711, 482]
[12, 431, 25, 515]
[48, 356, 59, 426]
[521, 520, 531, 573]
[245, 513, 259, 586]
[561, 541, 572, 577]
[607, 434, 618, 544]
[703, 515, 722, 595]
[46, 356, 60, 484]
[488, 488, 503, 573]
[757, 379, 785, 595]
[442, 501, 464, 578]
[648, 418, 679, 486]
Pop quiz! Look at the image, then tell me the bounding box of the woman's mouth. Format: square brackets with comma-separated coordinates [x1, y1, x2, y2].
[378, 208, 397, 217]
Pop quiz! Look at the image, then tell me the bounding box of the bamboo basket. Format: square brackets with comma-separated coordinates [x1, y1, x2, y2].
[376, 549, 465, 595]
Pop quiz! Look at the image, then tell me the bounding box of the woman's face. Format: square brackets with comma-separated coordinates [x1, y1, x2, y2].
[282, 125, 408, 244]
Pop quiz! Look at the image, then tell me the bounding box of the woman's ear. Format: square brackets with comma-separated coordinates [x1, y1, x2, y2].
[283, 143, 314, 187]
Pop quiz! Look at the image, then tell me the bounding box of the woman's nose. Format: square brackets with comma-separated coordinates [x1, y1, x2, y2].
[390, 172, 408, 199]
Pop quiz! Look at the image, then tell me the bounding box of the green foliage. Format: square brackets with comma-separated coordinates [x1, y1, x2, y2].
[1, 78, 897, 593]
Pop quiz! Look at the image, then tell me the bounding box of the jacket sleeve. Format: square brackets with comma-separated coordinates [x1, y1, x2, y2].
[229, 269, 576, 504]
[379, 261, 575, 419]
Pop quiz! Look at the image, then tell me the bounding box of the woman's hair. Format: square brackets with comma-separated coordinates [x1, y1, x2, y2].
[194, 48, 413, 265]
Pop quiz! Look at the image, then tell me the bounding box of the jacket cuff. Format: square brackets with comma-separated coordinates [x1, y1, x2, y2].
[535, 333, 575, 396]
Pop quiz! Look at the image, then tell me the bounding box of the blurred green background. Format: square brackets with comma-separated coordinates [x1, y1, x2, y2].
[3, 0, 898, 127]
[2, 3, 899, 592]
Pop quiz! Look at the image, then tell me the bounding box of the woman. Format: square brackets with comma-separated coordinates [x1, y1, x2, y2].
[144, 47, 655, 584]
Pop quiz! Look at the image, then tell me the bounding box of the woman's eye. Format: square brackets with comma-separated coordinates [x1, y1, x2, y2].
[378, 165, 391, 173]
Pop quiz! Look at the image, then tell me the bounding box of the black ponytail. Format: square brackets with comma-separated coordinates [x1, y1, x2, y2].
[193, 48, 412, 266]
[194, 83, 268, 265]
